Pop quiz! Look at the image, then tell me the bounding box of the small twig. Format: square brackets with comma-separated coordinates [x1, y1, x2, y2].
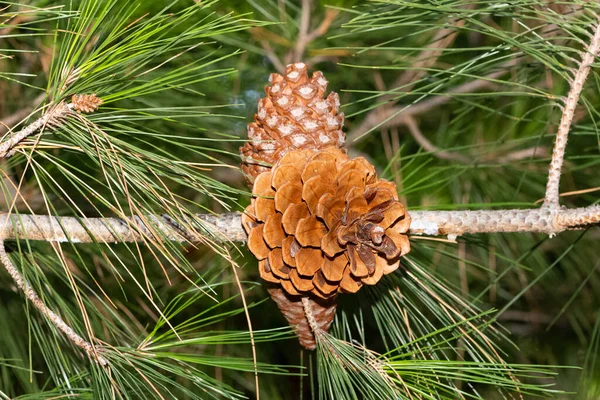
[347, 6, 482, 143]
[293, 0, 312, 62]
[0, 102, 73, 158]
[260, 40, 285, 74]
[0, 239, 108, 366]
[304, 9, 338, 44]
[389, 9, 472, 96]
[404, 116, 470, 163]
[347, 63, 512, 143]
[493, 146, 548, 163]
[301, 297, 322, 340]
[543, 18, 600, 209]
[403, 126, 546, 164]
[535, 186, 600, 205]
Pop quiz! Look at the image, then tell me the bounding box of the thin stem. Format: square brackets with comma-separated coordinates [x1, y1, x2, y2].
[301, 297, 322, 338]
[0, 102, 72, 158]
[230, 257, 260, 400]
[293, 0, 311, 61]
[304, 9, 338, 44]
[261, 40, 285, 74]
[543, 18, 600, 209]
[0, 239, 108, 366]
[404, 116, 470, 163]
[388, 7, 473, 96]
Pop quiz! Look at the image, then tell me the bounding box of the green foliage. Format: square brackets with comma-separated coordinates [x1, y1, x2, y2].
[1, 0, 599, 398]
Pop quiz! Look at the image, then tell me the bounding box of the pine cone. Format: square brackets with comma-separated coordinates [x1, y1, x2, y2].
[71, 94, 103, 113]
[267, 287, 336, 350]
[240, 62, 346, 185]
[243, 147, 411, 298]
[241, 64, 411, 349]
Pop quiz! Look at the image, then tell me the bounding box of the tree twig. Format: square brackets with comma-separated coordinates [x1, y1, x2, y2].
[0, 102, 72, 158]
[0, 239, 108, 366]
[260, 40, 285, 74]
[347, 64, 511, 143]
[388, 8, 472, 96]
[403, 116, 470, 163]
[293, 0, 312, 62]
[304, 9, 338, 44]
[301, 297, 322, 339]
[543, 18, 600, 209]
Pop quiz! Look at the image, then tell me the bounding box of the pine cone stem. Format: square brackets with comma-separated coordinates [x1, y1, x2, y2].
[301, 296, 322, 338]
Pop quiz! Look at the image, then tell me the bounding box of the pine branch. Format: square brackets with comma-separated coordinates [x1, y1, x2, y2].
[0, 102, 72, 158]
[0, 212, 246, 243]
[0, 94, 103, 158]
[0, 239, 108, 366]
[1, 205, 598, 244]
[543, 17, 600, 209]
[2, 18, 599, 245]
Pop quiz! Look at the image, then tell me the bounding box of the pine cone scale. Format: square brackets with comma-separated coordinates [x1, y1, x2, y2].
[322, 254, 347, 281]
[247, 225, 269, 260]
[274, 182, 303, 213]
[296, 247, 323, 276]
[295, 216, 327, 247]
[263, 213, 285, 247]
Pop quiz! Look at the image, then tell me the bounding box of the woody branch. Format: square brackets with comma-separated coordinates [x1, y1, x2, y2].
[1, 206, 598, 244]
[543, 17, 600, 209]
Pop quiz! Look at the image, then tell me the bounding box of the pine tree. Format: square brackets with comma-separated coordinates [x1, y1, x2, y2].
[1, 0, 599, 398]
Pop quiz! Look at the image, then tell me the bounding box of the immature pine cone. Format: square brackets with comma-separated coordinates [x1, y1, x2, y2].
[71, 94, 103, 113]
[240, 62, 345, 184]
[243, 147, 411, 299]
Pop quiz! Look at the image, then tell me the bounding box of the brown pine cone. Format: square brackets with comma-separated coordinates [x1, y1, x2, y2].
[71, 94, 103, 113]
[240, 62, 346, 185]
[242, 147, 411, 300]
[267, 287, 336, 350]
